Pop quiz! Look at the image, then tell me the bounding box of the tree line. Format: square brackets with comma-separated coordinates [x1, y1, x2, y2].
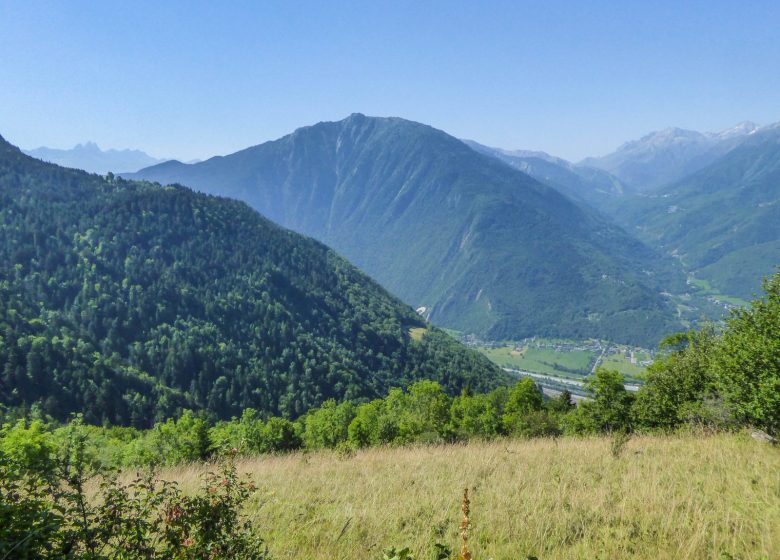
[3, 265, 778, 469]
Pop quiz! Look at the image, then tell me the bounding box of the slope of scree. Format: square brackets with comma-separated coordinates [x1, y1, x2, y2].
[0, 133, 506, 426]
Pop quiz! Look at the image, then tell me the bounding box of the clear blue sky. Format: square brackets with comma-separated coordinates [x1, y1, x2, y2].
[1, 0, 779, 162]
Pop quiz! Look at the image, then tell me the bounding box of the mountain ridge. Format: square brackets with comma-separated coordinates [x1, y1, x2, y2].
[613, 124, 780, 299]
[23, 141, 165, 174]
[129, 114, 686, 345]
[463, 140, 626, 206]
[579, 122, 760, 191]
[0, 131, 504, 425]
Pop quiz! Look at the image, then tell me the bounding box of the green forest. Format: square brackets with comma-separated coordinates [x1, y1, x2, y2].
[0, 135, 503, 427]
[4, 267, 779, 465]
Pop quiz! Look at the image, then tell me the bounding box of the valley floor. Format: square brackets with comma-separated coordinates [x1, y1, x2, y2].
[164, 432, 779, 559]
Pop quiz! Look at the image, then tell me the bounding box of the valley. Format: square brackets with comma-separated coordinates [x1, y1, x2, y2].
[469, 337, 649, 398]
[3, 5, 780, 559]
[126, 114, 689, 347]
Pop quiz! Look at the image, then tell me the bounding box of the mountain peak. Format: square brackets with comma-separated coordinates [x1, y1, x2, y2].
[23, 141, 165, 174]
[129, 115, 684, 344]
[715, 121, 759, 139]
[581, 121, 762, 190]
[632, 127, 705, 147]
[74, 141, 101, 151]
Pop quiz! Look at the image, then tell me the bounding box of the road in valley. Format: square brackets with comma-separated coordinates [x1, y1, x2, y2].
[502, 367, 641, 400]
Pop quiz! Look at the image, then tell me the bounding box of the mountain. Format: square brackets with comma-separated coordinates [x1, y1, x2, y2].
[616, 124, 780, 299]
[580, 122, 759, 191]
[128, 114, 686, 345]
[0, 133, 505, 426]
[23, 141, 164, 174]
[464, 140, 626, 206]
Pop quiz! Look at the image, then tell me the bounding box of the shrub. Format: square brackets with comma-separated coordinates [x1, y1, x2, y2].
[632, 328, 718, 430]
[502, 378, 545, 434]
[0, 420, 270, 559]
[713, 270, 780, 435]
[302, 400, 355, 449]
[564, 369, 634, 435]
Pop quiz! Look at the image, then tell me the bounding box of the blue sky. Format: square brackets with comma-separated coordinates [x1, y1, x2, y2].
[1, 0, 779, 162]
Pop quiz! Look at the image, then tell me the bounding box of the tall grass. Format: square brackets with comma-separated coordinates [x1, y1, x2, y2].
[162, 432, 780, 559]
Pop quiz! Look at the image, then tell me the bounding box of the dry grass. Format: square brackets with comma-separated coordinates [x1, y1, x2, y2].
[408, 327, 428, 341]
[164, 432, 780, 559]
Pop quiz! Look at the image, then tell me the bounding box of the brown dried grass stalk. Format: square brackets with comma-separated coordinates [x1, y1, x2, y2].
[458, 488, 472, 560]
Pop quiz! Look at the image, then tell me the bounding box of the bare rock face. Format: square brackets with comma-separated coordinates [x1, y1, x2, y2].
[750, 429, 777, 444]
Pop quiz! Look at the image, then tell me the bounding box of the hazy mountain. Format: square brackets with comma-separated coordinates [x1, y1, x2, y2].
[0, 132, 504, 425]
[23, 141, 164, 174]
[616, 124, 780, 299]
[129, 114, 685, 345]
[580, 122, 759, 191]
[464, 140, 626, 206]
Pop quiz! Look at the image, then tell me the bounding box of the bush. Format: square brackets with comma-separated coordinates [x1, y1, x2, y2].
[502, 378, 545, 434]
[564, 369, 634, 435]
[448, 392, 502, 440]
[303, 400, 355, 449]
[0, 420, 270, 559]
[632, 328, 718, 430]
[713, 271, 780, 435]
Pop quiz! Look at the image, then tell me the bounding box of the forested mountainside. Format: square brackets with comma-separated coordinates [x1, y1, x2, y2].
[129, 114, 685, 345]
[0, 134, 504, 427]
[615, 125, 780, 299]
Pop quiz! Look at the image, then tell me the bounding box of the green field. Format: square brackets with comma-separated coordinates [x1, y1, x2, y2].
[599, 353, 649, 380]
[478, 339, 651, 381]
[408, 327, 428, 341]
[688, 276, 750, 307]
[478, 345, 595, 378]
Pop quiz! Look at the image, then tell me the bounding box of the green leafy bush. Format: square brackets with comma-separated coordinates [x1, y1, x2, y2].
[713, 271, 780, 434]
[0, 420, 270, 559]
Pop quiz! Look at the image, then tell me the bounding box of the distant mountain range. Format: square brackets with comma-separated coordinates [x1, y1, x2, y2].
[579, 122, 760, 191]
[128, 114, 686, 345]
[23, 142, 165, 174]
[463, 140, 626, 206]
[470, 122, 779, 302]
[613, 124, 780, 299]
[0, 132, 502, 424]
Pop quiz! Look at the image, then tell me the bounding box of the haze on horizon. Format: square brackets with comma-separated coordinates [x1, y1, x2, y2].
[1, 0, 779, 162]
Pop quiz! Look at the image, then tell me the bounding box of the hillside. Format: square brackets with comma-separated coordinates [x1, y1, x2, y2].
[168, 433, 779, 559]
[128, 114, 685, 345]
[580, 122, 758, 191]
[0, 133, 504, 426]
[616, 125, 780, 298]
[24, 141, 164, 174]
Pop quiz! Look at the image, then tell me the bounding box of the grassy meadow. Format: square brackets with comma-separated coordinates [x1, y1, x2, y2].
[687, 276, 751, 308]
[599, 352, 651, 379]
[478, 345, 595, 377]
[162, 432, 780, 559]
